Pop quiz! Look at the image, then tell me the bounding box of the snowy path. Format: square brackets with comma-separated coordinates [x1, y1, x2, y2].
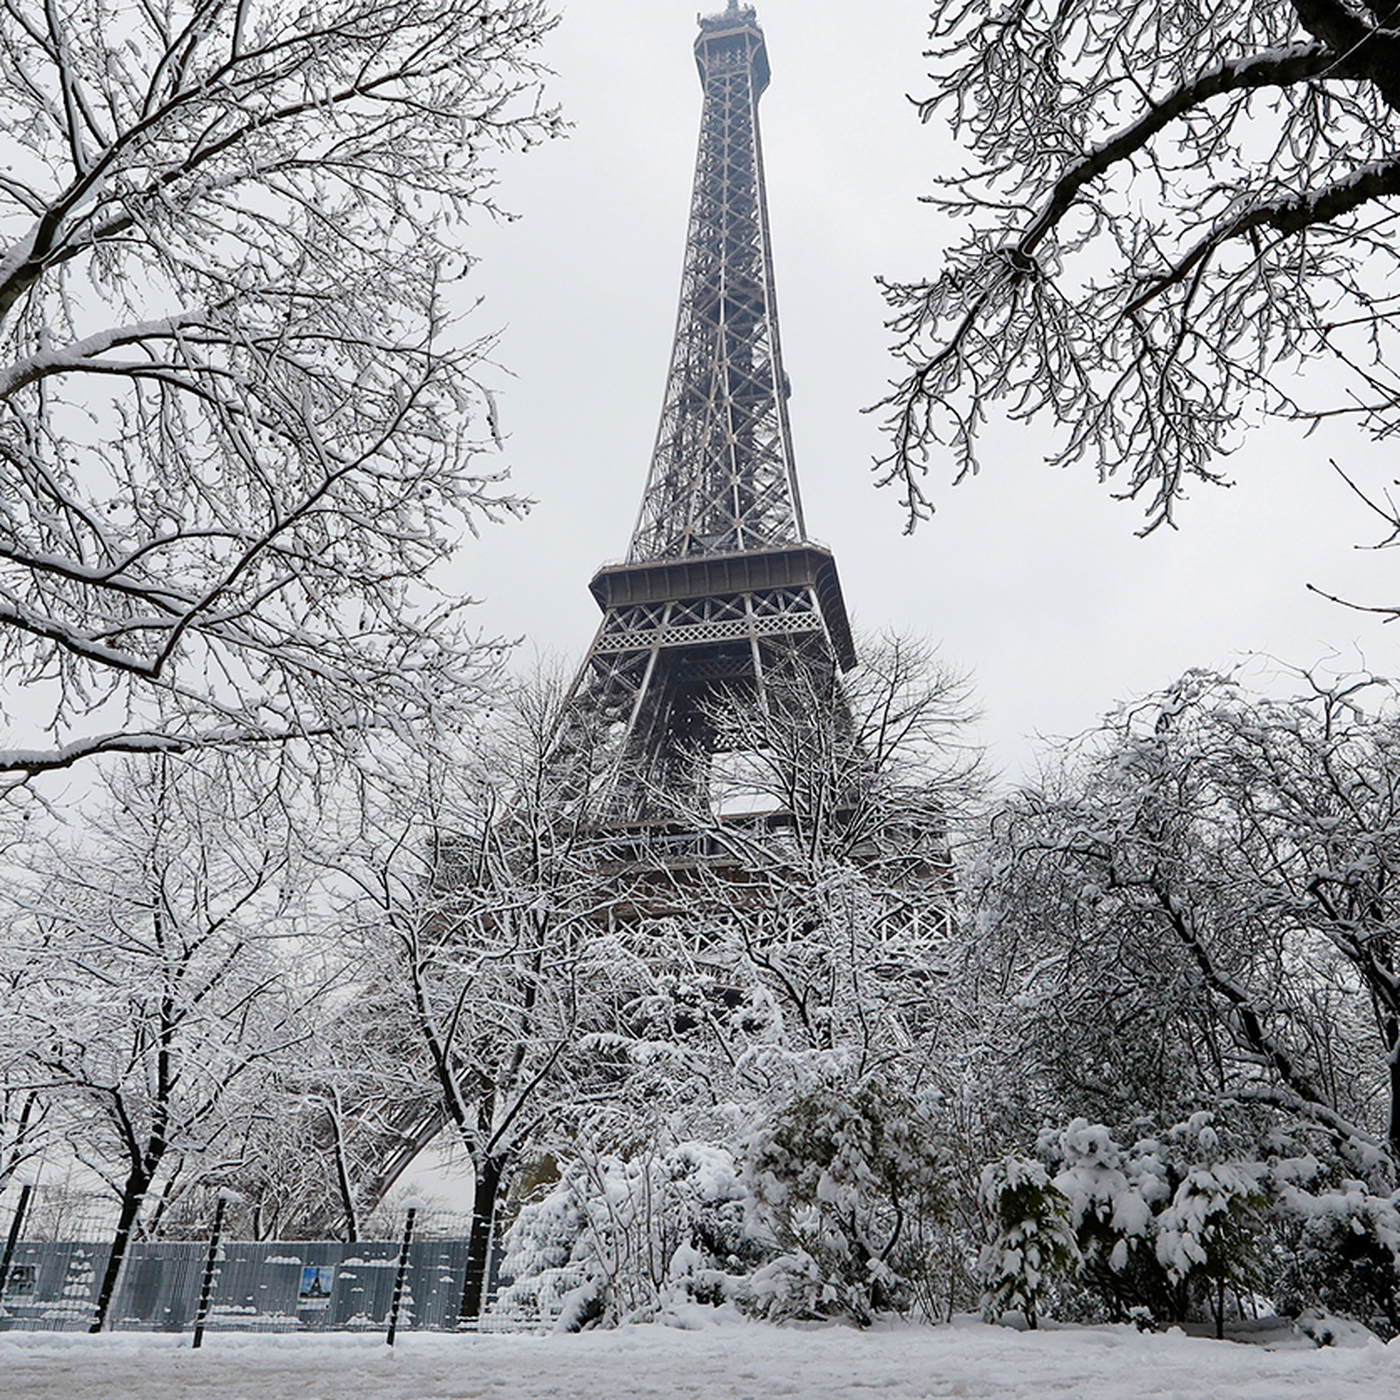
[1, 1316, 1396, 1400]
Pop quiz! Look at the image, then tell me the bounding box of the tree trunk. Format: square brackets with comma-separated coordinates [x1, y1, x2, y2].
[88, 1170, 150, 1332]
[457, 1155, 506, 1326]
[329, 1099, 359, 1242]
[1383, 1012, 1400, 1168]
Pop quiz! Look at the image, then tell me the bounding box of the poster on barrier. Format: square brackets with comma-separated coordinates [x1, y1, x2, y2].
[297, 1265, 335, 1310]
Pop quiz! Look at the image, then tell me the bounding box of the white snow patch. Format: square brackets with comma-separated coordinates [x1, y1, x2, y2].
[0, 1316, 1395, 1400]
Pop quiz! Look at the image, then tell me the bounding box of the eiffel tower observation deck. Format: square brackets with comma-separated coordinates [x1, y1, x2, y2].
[555, 2, 855, 826]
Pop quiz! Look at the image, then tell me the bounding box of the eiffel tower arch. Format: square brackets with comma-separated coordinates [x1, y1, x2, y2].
[551, 1, 857, 830]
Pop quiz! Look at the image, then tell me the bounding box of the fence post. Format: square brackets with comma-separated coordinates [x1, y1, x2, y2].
[0, 1180, 34, 1302]
[385, 1199, 421, 1346]
[191, 1189, 235, 1349]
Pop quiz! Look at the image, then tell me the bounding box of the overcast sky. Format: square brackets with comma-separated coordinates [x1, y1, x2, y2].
[452, 0, 1400, 786]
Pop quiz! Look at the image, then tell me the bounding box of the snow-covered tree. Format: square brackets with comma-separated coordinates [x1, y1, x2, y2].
[515, 639, 990, 1326]
[881, 1, 1400, 545]
[638, 636, 982, 1086]
[980, 671, 1400, 1177]
[978, 1153, 1077, 1329]
[327, 682, 649, 1323]
[0, 0, 557, 799]
[1, 754, 318, 1329]
[0, 986, 51, 1197]
[212, 1034, 399, 1242]
[320, 641, 982, 1327]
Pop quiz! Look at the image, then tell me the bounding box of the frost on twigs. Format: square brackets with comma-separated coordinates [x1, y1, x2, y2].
[879, 0, 1400, 535]
[0, 0, 559, 793]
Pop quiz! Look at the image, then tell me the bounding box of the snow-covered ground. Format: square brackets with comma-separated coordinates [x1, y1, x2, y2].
[2, 1315, 1397, 1400]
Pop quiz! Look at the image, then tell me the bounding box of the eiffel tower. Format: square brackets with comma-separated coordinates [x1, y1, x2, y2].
[554, 1, 855, 828]
[279, 4, 869, 1264]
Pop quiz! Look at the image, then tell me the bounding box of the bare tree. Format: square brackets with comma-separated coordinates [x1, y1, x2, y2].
[632, 636, 983, 1093]
[0, 0, 557, 795]
[0, 940, 53, 1196]
[326, 682, 641, 1323]
[880, 1, 1400, 537]
[2, 754, 319, 1328]
[979, 670, 1400, 1177]
[198, 985, 396, 1242]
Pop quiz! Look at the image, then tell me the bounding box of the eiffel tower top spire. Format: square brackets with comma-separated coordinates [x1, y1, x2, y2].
[625, 2, 804, 563]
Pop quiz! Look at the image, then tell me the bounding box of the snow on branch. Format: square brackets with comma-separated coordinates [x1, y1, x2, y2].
[0, 0, 557, 789]
[879, 0, 1400, 539]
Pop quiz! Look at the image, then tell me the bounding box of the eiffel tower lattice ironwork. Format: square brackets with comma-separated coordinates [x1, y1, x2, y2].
[554, 2, 855, 826]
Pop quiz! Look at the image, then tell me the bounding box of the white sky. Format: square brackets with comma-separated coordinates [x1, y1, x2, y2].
[453, 0, 1400, 786]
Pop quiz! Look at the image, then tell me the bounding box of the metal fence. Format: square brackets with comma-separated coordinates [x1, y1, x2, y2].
[0, 1186, 495, 1336]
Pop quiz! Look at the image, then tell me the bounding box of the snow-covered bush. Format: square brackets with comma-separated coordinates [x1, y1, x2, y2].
[493, 1140, 755, 1329]
[740, 1071, 959, 1326]
[1015, 1117, 1400, 1338]
[1035, 1117, 1182, 1324]
[979, 1113, 1276, 1331]
[1065, 1115, 1269, 1333]
[491, 1165, 593, 1327]
[1273, 1172, 1400, 1340]
[1155, 1157, 1270, 1338]
[978, 1155, 1077, 1328]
